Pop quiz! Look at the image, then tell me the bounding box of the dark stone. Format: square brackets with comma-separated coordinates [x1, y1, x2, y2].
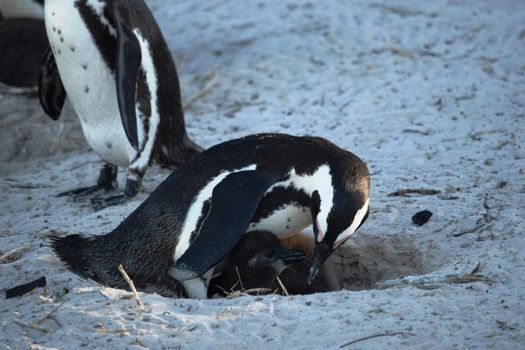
[412, 210, 433, 226]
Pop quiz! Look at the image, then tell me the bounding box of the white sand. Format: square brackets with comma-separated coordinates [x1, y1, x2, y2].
[1, 0, 524, 349]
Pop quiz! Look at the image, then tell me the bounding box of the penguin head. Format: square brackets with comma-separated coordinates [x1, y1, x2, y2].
[307, 160, 370, 284]
[232, 231, 306, 289]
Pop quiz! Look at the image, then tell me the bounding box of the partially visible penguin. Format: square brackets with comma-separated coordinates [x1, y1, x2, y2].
[0, 0, 47, 87]
[50, 133, 370, 299]
[277, 232, 343, 294]
[39, 0, 202, 209]
[208, 231, 306, 297]
[0, 0, 44, 19]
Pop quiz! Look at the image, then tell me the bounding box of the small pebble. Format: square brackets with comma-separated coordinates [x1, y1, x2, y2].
[412, 210, 433, 226]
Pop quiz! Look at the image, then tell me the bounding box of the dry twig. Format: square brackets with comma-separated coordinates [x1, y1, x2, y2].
[185, 71, 219, 107]
[0, 244, 32, 264]
[117, 264, 144, 309]
[235, 265, 245, 291]
[225, 288, 272, 299]
[276, 276, 290, 297]
[387, 189, 441, 197]
[13, 320, 49, 333]
[376, 273, 494, 290]
[451, 223, 489, 237]
[35, 300, 66, 327]
[340, 332, 416, 348]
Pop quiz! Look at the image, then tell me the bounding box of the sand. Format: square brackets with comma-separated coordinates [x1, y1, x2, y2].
[1, 0, 524, 349]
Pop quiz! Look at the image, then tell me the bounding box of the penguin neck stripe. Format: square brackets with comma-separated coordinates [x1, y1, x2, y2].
[333, 198, 369, 249]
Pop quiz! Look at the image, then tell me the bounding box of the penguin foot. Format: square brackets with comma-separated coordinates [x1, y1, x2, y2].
[58, 162, 119, 198]
[56, 184, 117, 198]
[89, 170, 143, 210]
[90, 194, 130, 211]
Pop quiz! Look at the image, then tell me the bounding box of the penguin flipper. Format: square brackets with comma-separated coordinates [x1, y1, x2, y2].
[109, 0, 142, 151]
[169, 169, 287, 281]
[38, 46, 66, 120]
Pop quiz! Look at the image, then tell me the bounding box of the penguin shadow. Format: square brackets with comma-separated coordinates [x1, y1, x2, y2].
[331, 232, 428, 291]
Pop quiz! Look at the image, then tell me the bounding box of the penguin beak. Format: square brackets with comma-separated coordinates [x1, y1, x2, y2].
[307, 240, 332, 285]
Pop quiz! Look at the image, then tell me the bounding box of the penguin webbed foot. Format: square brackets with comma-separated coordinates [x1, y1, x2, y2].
[90, 175, 142, 211]
[57, 162, 118, 198]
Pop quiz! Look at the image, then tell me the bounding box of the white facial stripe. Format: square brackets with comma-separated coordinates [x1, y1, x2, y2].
[333, 198, 369, 249]
[268, 165, 333, 226]
[174, 165, 256, 261]
[263, 164, 333, 238]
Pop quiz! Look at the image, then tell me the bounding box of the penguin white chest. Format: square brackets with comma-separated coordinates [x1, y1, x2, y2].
[44, 0, 135, 168]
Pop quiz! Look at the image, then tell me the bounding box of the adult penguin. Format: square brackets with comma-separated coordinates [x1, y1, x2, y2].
[51, 134, 370, 298]
[39, 0, 202, 208]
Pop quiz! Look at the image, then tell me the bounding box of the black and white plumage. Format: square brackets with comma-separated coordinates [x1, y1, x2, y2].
[51, 133, 370, 299]
[0, 0, 47, 87]
[39, 0, 201, 207]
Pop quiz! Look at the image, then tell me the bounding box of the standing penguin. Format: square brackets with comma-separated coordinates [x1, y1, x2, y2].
[39, 0, 201, 208]
[51, 133, 370, 299]
[208, 231, 306, 298]
[0, 0, 47, 87]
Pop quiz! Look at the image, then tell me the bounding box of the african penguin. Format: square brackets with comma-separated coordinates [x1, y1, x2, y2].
[39, 0, 202, 209]
[50, 133, 370, 299]
[0, 0, 47, 87]
[208, 231, 306, 298]
[277, 232, 343, 294]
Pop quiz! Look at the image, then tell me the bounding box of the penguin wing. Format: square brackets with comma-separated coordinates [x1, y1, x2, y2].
[38, 46, 66, 120]
[169, 169, 287, 281]
[109, 0, 142, 151]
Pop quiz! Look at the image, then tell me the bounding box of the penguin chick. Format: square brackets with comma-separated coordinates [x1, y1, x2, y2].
[277, 233, 343, 294]
[208, 231, 306, 297]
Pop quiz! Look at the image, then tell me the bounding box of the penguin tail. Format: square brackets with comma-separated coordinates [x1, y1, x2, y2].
[50, 234, 102, 281]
